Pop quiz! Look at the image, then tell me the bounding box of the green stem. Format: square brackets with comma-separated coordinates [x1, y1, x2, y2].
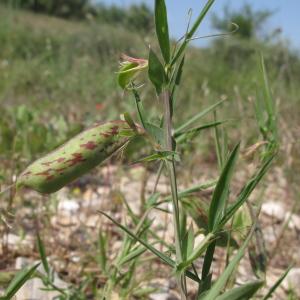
[162, 90, 186, 299]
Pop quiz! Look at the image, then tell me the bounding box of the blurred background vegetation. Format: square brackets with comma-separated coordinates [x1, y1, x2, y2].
[0, 0, 299, 190]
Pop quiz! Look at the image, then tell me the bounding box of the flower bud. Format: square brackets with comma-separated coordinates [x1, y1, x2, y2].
[117, 54, 148, 89]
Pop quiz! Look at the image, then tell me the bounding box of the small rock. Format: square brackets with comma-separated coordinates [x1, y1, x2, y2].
[58, 199, 79, 214]
[150, 291, 172, 300]
[150, 293, 169, 300]
[111, 291, 121, 300]
[6, 234, 33, 251]
[15, 257, 30, 269]
[69, 252, 81, 263]
[96, 186, 111, 197]
[261, 202, 286, 221]
[149, 286, 179, 300]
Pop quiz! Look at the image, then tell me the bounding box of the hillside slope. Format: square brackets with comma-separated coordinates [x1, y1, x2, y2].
[0, 4, 299, 172]
[0, 5, 148, 118]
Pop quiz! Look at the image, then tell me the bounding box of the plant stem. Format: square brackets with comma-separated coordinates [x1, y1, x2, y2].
[162, 90, 186, 299]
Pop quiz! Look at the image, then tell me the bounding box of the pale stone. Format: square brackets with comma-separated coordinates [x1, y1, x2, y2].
[261, 202, 286, 221]
[6, 234, 33, 251]
[58, 199, 79, 214]
[150, 293, 170, 300]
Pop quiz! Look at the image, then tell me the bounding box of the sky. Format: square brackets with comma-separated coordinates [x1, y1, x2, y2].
[97, 0, 300, 50]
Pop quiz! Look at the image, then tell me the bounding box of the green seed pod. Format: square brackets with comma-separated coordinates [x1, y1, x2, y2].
[17, 120, 138, 194]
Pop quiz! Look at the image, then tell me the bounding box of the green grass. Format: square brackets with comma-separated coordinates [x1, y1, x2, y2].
[0, 5, 146, 118]
[1, 4, 299, 127]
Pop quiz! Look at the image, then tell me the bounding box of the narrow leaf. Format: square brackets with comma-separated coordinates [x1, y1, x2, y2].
[175, 99, 226, 134]
[259, 55, 274, 119]
[201, 241, 216, 283]
[178, 233, 214, 272]
[131, 85, 148, 128]
[175, 121, 225, 144]
[170, 56, 185, 106]
[161, 180, 217, 205]
[175, 56, 185, 85]
[37, 233, 50, 276]
[135, 151, 178, 163]
[220, 155, 274, 228]
[201, 226, 255, 300]
[5, 263, 40, 299]
[97, 231, 107, 272]
[262, 265, 292, 300]
[144, 122, 165, 148]
[256, 53, 278, 145]
[203, 144, 240, 281]
[155, 0, 170, 63]
[182, 224, 192, 261]
[215, 280, 264, 300]
[119, 245, 147, 266]
[148, 49, 166, 95]
[208, 143, 240, 232]
[186, 225, 195, 258]
[214, 111, 227, 170]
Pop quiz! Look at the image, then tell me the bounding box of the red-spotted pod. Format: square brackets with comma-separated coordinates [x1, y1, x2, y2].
[17, 120, 140, 194]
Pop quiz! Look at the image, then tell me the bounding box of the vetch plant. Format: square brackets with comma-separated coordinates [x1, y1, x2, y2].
[5, 0, 292, 299]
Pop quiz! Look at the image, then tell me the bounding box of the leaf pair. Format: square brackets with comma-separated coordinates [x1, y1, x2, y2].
[202, 140, 274, 281]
